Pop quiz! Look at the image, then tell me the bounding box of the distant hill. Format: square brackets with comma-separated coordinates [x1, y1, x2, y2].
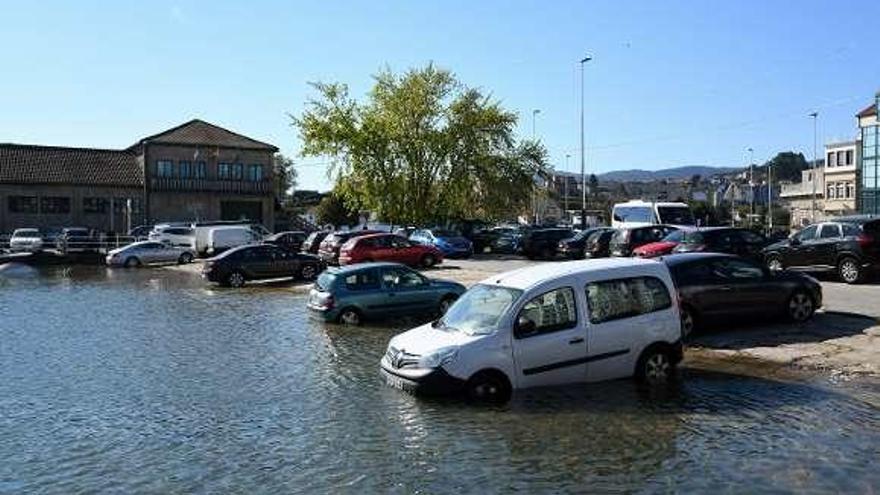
[595, 166, 738, 182]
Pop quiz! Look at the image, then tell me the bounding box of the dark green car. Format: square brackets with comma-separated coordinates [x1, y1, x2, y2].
[307, 262, 466, 325]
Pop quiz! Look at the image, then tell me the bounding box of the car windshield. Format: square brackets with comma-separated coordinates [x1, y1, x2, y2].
[437, 284, 522, 336]
[657, 206, 695, 226]
[613, 206, 654, 223]
[316, 273, 336, 291]
[433, 229, 460, 237]
[13, 230, 40, 238]
[681, 231, 705, 244]
[662, 230, 686, 242]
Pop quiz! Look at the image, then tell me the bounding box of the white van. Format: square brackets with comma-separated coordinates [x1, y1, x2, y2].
[206, 226, 261, 255]
[380, 258, 683, 402]
[611, 200, 695, 229]
[148, 224, 196, 248]
[192, 221, 270, 255]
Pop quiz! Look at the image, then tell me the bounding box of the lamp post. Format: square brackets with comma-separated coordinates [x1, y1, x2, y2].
[564, 153, 571, 221]
[579, 55, 592, 229]
[768, 159, 773, 232]
[532, 109, 540, 138]
[748, 147, 754, 227]
[809, 111, 818, 222]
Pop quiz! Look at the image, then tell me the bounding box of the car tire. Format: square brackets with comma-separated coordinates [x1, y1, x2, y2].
[540, 247, 553, 260]
[124, 257, 141, 268]
[766, 255, 784, 272]
[635, 346, 676, 385]
[338, 307, 362, 326]
[421, 254, 436, 268]
[226, 271, 246, 288]
[465, 370, 512, 404]
[438, 295, 457, 316]
[838, 257, 862, 284]
[300, 263, 318, 281]
[680, 305, 699, 338]
[787, 290, 815, 322]
[178, 252, 194, 264]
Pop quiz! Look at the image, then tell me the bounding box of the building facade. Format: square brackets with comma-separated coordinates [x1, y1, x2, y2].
[0, 120, 277, 234]
[823, 140, 859, 216]
[859, 96, 880, 214]
[780, 167, 825, 228]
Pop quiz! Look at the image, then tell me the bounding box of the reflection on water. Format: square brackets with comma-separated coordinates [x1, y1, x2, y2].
[1, 266, 878, 493]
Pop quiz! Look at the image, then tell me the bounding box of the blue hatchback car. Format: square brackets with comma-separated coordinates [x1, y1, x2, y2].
[307, 262, 467, 325]
[409, 228, 474, 258]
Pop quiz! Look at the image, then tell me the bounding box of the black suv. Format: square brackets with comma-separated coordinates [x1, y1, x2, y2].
[203, 244, 323, 288]
[610, 225, 677, 257]
[584, 229, 615, 258]
[673, 227, 768, 261]
[762, 217, 880, 283]
[522, 228, 574, 259]
[556, 227, 606, 259]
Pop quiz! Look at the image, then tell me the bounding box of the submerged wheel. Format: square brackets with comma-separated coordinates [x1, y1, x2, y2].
[766, 255, 784, 272]
[466, 371, 512, 404]
[636, 347, 675, 385]
[227, 271, 246, 288]
[124, 257, 141, 268]
[178, 252, 194, 264]
[421, 254, 436, 268]
[680, 306, 697, 337]
[787, 291, 815, 322]
[338, 308, 362, 326]
[300, 263, 318, 281]
[838, 257, 862, 284]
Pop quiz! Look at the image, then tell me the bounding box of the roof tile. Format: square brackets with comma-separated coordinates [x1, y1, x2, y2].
[0, 144, 142, 186]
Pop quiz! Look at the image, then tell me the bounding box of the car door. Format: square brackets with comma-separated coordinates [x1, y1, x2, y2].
[787, 225, 819, 268]
[371, 235, 396, 262]
[584, 276, 674, 382]
[511, 285, 587, 389]
[813, 223, 842, 268]
[390, 236, 418, 265]
[244, 246, 276, 278]
[711, 258, 782, 316]
[380, 266, 432, 314]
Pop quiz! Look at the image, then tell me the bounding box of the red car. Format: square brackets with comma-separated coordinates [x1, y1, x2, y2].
[632, 229, 688, 258]
[338, 233, 443, 268]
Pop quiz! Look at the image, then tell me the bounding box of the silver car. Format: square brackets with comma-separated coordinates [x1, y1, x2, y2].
[106, 241, 196, 267]
[9, 228, 44, 252]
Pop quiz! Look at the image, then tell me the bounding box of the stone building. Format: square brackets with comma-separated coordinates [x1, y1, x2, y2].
[780, 166, 825, 228]
[0, 120, 277, 234]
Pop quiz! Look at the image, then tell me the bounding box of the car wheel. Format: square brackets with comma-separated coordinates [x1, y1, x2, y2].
[178, 252, 194, 264]
[438, 295, 457, 316]
[635, 346, 675, 385]
[787, 291, 815, 322]
[124, 257, 141, 268]
[338, 308, 361, 326]
[300, 263, 318, 281]
[766, 255, 784, 272]
[540, 247, 553, 260]
[421, 254, 436, 268]
[680, 305, 698, 337]
[227, 271, 246, 288]
[466, 370, 512, 404]
[838, 257, 862, 284]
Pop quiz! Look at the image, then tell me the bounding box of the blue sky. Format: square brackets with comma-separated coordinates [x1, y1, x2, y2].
[1, 0, 877, 191]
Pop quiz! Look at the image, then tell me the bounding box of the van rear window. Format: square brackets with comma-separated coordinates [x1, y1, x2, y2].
[586, 276, 672, 324]
[316, 273, 336, 291]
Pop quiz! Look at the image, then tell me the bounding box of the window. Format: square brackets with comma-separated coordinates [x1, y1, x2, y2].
[382, 267, 425, 288]
[8, 196, 37, 213]
[194, 161, 207, 179]
[827, 152, 836, 167]
[83, 197, 108, 214]
[40, 197, 70, 214]
[218, 162, 231, 179]
[345, 269, 380, 290]
[232, 163, 244, 180]
[156, 160, 175, 178]
[837, 151, 845, 167]
[178, 161, 192, 178]
[836, 183, 844, 199]
[613, 206, 654, 224]
[842, 224, 861, 237]
[711, 259, 765, 280]
[827, 183, 836, 199]
[516, 287, 577, 337]
[586, 277, 671, 324]
[390, 236, 410, 248]
[846, 150, 853, 165]
[818, 224, 842, 239]
[796, 225, 818, 241]
[247, 164, 264, 181]
[847, 182, 855, 199]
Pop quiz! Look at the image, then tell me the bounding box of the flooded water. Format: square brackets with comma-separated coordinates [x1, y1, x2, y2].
[1, 265, 879, 493]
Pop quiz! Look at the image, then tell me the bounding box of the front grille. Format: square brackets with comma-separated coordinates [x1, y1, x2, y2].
[385, 346, 421, 369]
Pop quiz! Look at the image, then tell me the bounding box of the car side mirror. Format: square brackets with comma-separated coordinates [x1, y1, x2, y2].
[515, 315, 537, 338]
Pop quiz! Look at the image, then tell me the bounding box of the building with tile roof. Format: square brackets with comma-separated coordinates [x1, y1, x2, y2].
[0, 120, 277, 233]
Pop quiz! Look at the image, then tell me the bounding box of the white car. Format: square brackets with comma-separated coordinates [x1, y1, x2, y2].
[380, 258, 683, 403]
[9, 228, 44, 252]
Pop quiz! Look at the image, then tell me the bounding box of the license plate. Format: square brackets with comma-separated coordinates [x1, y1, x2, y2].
[382, 369, 411, 391]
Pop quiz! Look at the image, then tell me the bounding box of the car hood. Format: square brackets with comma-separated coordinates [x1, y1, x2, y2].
[764, 239, 791, 251]
[387, 322, 484, 356]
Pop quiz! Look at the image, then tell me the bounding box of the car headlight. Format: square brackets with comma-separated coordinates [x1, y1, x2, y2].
[418, 346, 458, 369]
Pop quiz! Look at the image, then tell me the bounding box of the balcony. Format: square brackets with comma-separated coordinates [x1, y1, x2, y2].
[149, 178, 272, 195]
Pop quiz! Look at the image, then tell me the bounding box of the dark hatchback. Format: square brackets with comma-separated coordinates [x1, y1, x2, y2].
[301, 231, 330, 254]
[673, 227, 768, 261]
[203, 244, 323, 287]
[556, 227, 607, 259]
[762, 217, 880, 284]
[663, 253, 822, 336]
[584, 229, 616, 259]
[610, 225, 677, 257]
[318, 230, 382, 264]
[264, 230, 307, 252]
[521, 228, 575, 259]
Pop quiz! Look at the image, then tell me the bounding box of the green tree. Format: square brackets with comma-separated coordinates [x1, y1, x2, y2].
[761, 152, 809, 183]
[315, 191, 360, 228]
[293, 64, 549, 225]
[273, 153, 298, 205]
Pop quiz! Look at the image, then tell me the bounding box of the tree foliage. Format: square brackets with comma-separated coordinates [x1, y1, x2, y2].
[293, 64, 549, 225]
[315, 191, 360, 228]
[760, 152, 809, 183]
[273, 153, 298, 204]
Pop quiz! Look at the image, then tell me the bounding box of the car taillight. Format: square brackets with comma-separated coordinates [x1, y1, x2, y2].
[324, 295, 335, 310]
[857, 234, 874, 248]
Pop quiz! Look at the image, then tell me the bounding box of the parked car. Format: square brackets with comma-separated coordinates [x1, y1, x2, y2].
[409, 229, 474, 258]
[632, 229, 689, 258]
[9, 228, 44, 252]
[191, 221, 270, 255]
[490, 227, 525, 254]
[318, 230, 383, 265]
[302, 231, 331, 254]
[206, 226, 262, 256]
[105, 241, 196, 267]
[307, 262, 466, 325]
[338, 233, 444, 267]
[521, 228, 575, 259]
[583, 228, 616, 259]
[56, 227, 99, 253]
[463, 225, 500, 254]
[611, 200, 695, 228]
[149, 225, 196, 249]
[127, 225, 152, 241]
[762, 217, 880, 284]
[557, 227, 606, 259]
[610, 225, 678, 257]
[379, 258, 683, 403]
[664, 253, 822, 336]
[672, 227, 768, 261]
[202, 244, 323, 287]
[264, 231, 307, 252]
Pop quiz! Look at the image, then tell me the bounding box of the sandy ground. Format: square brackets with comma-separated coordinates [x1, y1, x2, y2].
[167, 255, 880, 378]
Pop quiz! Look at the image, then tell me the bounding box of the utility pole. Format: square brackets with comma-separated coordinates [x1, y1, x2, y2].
[579, 55, 592, 229]
[748, 147, 754, 228]
[564, 154, 571, 223]
[768, 160, 773, 232]
[532, 109, 540, 225]
[809, 111, 818, 222]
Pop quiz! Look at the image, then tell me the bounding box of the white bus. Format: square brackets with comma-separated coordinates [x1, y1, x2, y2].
[611, 200, 695, 229]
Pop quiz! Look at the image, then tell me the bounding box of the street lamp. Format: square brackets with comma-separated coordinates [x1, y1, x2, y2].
[579, 55, 592, 229]
[564, 153, 571, 219]
[748, 147, 754, 227]
[768, 158, 774, 232]
[809, 111, 818, 222]
[532, 109, 540, 138]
